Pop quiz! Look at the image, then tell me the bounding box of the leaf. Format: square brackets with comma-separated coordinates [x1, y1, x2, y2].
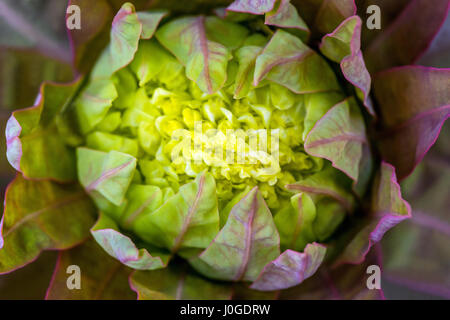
[130, 263, 232, 300]
[227, 0, 277, 14]
[133, 172, 220, 254]
[333, 162, 411, 266]
[279, 247, 384, 299]
[204, 16, 249, 50]
[5, 78, 83, 181]
[287, 166, 355, 212]
[45, 238, 136, 299]
[156, 16, 232, 94]
[75, 78, 118, 134]
[254, 29, 340, 94]
[364, 0, 450, 73]
[91, 212, 169, 270]
[189, 187, 280, 282]
[77, 147, 137, 206]
[0, 175, 96, 273]
[250, 243, 326, 291]
[373, 66, 450, 180]
[305, 97, 367, 180]
[137, 10, 168, 39]
[274, 193, 317, 252]
[320, 16, 373, 115]
[233, 45, 263, 99]
[90, 3, 142, 79]
[264, 0, 309, 41]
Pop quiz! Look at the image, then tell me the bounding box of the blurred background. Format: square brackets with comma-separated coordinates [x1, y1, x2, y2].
[0, 0, 448, 299]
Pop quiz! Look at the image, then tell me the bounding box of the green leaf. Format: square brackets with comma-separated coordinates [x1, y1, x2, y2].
[305, 97, 367, 180]
[137, 10, 168, 39]
[0, 175, 96, 273]
[156, 16, 232, 94]
[45, 238, 136, 300]
[287, 165, 354, 212]
[274, 193, 317, 252]
[250, 243, 326, 291]
[6, 78, 83, 181]
[254, 30, 340, 94]
[91, 212, 169, 270]
[77, 147, 137, 206]
[302, 92, 344, 139]
[133, 172, 219, 254]
[75, 78, 118, 134]
[204, 16, 249, 50]
[233, 45, 263, 99]
[190, 187, 280, 282]
[130, 263, 232, 300]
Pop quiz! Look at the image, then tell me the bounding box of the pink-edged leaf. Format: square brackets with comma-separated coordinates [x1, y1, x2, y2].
[250, 243, 326, 291]
[334, 162, 411, 266]
[254, 29, 340, 94]
[130, 264, 232, 300]
[227, 0, 276, 14]
[280, 247, 384, 299]
[5, 77, 83, 181]
[373, 66, 450, 180]
[264, 0, 310, 41]
[77, 147, 137, 207]
[91, 212, 169, 270]
[287, 166, 355, 212]
[189, 187, 280, 282]
[137, 10, 168, 39]
[305, 97, 367, 181]
[90, 3, 142, 79]
[155, 16, 231, 94]
[45, 238, 135, 299]
[365, 0, 450, 73]
[320, 16, 374, 115]
[0, 174, 96, 274]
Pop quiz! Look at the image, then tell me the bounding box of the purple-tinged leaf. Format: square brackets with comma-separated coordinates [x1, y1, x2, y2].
[305, 97, 367, 181]
[77, 147, 137, 206]
[190, 187, 280, 282]
[250, 243, 326, 291]
[254, 29, 340, 94]
[334, 162, 411, 266]
[45, 238, 135, 299]
[227, 0, 276, 14]
[291, 0, 356, 36]
[155, 16, 231, 94]
[373, 66, 450, 180]
[233, 45, 263, 99]
[5, 78, 83, 181]
[0, 175, 96, 274]
[130, 264, 232, 300]
[320, 16, 374, 115]
[364, 0, 450, 73]
[90, 3, 142, 79]
[280, 247, 384, 299]
[91, 212, 169, 270]
[137, 10, 168, 39]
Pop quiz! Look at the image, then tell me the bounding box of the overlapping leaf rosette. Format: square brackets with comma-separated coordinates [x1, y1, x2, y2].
[1, 0, 449, 299]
